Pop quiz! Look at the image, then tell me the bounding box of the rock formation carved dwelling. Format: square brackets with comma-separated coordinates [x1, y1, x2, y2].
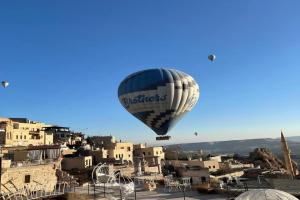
[281, 131, 297, 178]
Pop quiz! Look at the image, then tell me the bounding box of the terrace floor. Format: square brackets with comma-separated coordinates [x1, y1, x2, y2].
[72, 185, 227, 200]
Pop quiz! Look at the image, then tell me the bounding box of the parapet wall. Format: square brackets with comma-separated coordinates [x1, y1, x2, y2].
[1, 163, 57, 193]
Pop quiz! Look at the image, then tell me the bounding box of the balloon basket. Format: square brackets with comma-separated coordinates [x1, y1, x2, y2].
[156, 136, 171, 140]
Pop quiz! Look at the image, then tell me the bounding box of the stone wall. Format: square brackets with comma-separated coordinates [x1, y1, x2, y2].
[61, 156, 92, 170]
[114, 165, 134, 177]
[168, 159, 219, 171]
[2, 159, 11, 168]
[144, 165, 160, 174]
[177, 167, 210, 184]
[1, 163, 57, 193]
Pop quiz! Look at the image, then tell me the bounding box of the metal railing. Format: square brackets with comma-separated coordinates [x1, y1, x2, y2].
[9, 159, 56, 168]
[0, 182, 72, 200]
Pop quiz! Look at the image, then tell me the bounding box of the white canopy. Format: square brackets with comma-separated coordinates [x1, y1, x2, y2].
[235, 189, 298, 200]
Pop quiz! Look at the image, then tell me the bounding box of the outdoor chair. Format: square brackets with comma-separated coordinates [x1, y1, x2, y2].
[134, 177, 145, 185]
[164, 176, 180, 192]
[179, 177, 192, 191]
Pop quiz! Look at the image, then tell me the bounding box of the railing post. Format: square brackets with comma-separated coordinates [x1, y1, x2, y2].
[93, 184, 96, 200]
[103, 183, 106, 197]
[58, 183, 61, 193]
[120, 187, 122, 200]
[134, 185, 136, 200]
[227, 184, 229, 199]
[88, 183, 89, 195]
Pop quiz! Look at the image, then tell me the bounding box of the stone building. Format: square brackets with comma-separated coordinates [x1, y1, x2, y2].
[109, 142, 133, 163]
[61, 155, 93, 170]
[168, 159, 220, 172]
[1, 145, 61, 168]
[89, 148, 108, 164]
[176, 166, 210, 185]
[0, 118, 53, 147]
[133, 144, 165, 174]
[133, 144, 165, 163]
[0, 145, 62, 196]
[1, 163, 58, 193]
[219, 160, 254, 171]
[45, 126, 84, 145]
[88, 136, 133, 163]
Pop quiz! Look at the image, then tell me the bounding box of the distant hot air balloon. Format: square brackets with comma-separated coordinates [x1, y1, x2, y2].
[118, 68, 200, 140]
[208, 54, 216, 61]
[194, 132, 198, 136]
[1, 81, 9, 88]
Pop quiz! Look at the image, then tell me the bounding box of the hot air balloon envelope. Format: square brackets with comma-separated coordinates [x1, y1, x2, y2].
[208, 54, 216, 61]
[118, 68, 200, 140]
[1, 81, 9, 88]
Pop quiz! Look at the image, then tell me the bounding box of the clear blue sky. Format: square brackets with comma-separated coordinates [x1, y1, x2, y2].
[1, 0, 300, 144]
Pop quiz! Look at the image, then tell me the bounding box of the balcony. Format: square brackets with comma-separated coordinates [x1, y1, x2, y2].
[29, 131, 41, 135]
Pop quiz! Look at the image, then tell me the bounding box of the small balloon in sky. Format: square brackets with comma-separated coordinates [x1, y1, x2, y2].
[1, 81, 9, 88]
[208, 54, 216, 61]
[194, 132, 198, 136]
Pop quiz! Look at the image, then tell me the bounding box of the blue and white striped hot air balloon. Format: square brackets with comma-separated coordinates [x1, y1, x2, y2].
[118, 68, 200, 140]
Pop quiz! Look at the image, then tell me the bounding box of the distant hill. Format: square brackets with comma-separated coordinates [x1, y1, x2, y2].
[287, 136, 300, 142]
[166, 137, 300, 156]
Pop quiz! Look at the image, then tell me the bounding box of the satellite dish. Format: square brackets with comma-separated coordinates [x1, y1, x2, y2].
[1, 81, 9, 88]
[208, 54, 216, 61]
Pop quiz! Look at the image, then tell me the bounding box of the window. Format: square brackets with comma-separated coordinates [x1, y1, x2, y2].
[127, 147, 131, 151]
[201, 176, 206, 183]
[143, 152, 145, 156]
[24, 175, 31, 183]
[16, 135, 18, 139]
[128, 154, 131, 157]
[24, 135, 26, 139]
[20, 135, 22, 139]
[209, 166, 211, 169]
[156, 151, 158, 155]
[13, 123, 19, 129]
[213, 166, 215, 168]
